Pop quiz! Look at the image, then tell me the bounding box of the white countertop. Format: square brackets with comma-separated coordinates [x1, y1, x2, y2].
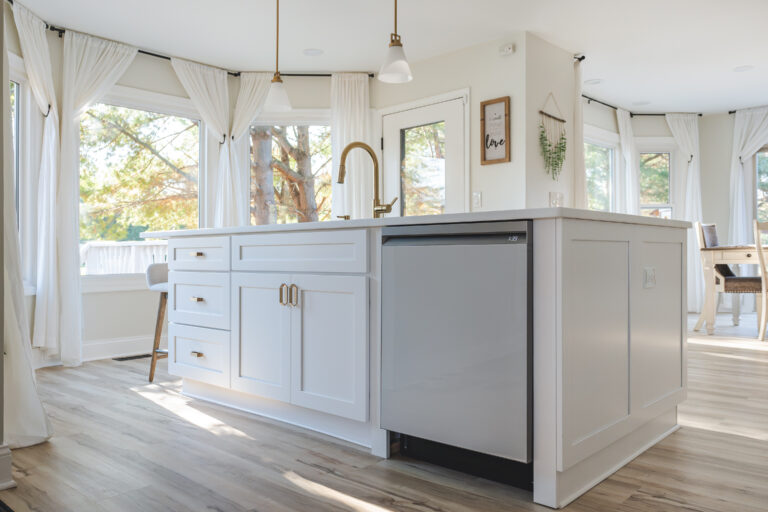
[142, 207, 691, 239]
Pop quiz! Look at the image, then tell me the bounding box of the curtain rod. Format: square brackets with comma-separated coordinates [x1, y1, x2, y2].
[582, 95, 702, 117]
[4, 0, 374, 79]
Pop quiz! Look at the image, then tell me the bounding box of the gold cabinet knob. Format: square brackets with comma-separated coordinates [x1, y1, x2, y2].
[190, 296, 205, 302]
[190, 251, 205, 257]
[190, 351, 204, 358]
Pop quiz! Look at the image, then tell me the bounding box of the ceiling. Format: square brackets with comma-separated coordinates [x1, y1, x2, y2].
[20, 0, 768, 114]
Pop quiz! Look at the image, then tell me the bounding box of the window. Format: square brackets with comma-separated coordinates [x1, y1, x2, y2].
[79, 103, 200, 274]
[10, 81, 20, 221]
[757, 148, 768, 223]
[249, 124, 332, 225]
[400, 121, 446, 216]
[584, 141, 613, 211]
[639, 152, 672, 219]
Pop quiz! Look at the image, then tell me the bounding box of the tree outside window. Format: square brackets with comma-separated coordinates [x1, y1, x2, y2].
[584, 142, 612, 212]
[639, 152, 672, 219]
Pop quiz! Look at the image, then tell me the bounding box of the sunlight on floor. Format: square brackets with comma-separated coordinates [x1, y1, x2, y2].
[133, 387, 254, 440]
[284, 471, 394, 512]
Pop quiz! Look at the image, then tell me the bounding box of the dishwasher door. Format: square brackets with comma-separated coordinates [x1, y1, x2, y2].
[381, 221, 531, 462]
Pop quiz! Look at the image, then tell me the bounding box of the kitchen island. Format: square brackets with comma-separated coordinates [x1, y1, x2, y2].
[143, 207, 689, 509]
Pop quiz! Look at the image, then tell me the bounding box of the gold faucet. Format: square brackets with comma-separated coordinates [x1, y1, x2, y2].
[337, 141, 398, 218]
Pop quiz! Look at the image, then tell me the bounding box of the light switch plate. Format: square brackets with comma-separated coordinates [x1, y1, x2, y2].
[643, 266, 657, 289]
[549, 192, 564, 207]
[472, 191, 482, 209]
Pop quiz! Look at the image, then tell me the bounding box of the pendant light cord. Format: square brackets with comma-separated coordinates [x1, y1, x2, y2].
[394, 0, 398, 34]
[275, 0, 280, 75]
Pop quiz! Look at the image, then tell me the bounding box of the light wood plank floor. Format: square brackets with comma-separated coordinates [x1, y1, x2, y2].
[2, 314, 767, 512]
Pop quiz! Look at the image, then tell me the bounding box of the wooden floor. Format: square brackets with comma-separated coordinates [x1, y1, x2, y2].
[2, 314, 768, 512]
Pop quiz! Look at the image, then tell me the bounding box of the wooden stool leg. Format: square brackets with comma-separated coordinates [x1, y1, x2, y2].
[149, 292, 168, 383]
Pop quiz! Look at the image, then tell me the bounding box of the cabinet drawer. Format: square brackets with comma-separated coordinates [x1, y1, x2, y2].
[716, 250, 756, 263]
[169, 271, 230, 330]
[169, 324, 229, 387]
[232, 230, 368, 273]
[169, 236, 230, 271]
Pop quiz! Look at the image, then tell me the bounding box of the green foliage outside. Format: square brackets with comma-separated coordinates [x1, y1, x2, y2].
[584, 142, 611, 211]
[757, 152, 768, 222]
[401, 122, 445, 216]
[249, 125, 332, 225]
[79, 104, 199, 241]
[639, 152, 670, 207]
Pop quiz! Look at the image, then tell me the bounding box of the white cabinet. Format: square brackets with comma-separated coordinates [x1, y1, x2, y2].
[231, 272, 369, 421]
[290, 274, 369, 422]
[230, 273, 292, 401]
[168, 323, 230, 387]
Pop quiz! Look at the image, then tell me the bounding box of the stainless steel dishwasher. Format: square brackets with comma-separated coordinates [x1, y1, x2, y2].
[381, 221, 532, 463]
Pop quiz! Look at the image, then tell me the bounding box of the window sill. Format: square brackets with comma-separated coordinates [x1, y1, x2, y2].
[81, 274, 149, 294]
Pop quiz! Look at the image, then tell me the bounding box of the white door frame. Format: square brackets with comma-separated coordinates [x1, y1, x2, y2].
[375, 88, 471, 213]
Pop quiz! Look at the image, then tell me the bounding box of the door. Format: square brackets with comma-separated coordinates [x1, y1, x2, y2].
[382, 96, 467, 217]
[289, 274, 369, 421]
[231, 272, 292, 401]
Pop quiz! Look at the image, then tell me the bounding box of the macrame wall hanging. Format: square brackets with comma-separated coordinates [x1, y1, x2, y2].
[539, 92, 567, 181]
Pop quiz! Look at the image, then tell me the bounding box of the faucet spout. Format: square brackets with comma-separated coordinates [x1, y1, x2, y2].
[336, 141, 398, 218]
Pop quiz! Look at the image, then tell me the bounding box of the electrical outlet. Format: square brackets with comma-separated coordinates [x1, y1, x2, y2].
[643, 266, 657, 289]
[472, 191, 482, 209]
[549, 192, 564, 207]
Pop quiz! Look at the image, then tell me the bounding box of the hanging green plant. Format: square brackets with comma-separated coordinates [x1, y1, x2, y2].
[539, 122, 567, 180]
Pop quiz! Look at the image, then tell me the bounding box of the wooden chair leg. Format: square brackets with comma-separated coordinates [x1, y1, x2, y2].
[760, 291, 768, 341]
[149, 292, 168, 383]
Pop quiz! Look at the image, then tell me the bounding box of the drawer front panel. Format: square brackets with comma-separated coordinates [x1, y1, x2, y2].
[169, 237, 230, 271]
[169, 271, 230, 330]
[716, 250, 755, 263]
[169, 323, 229, 387]
[232, 230, 368, 273]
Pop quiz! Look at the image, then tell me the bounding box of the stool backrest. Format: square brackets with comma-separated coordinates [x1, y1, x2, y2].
[146, 262, 169, 289]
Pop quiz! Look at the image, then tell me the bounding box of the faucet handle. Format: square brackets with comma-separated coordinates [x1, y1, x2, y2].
[386, 196, 398, 210]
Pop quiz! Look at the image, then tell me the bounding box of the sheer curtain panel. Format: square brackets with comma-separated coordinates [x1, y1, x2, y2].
[572, 58, 587, 209]
[729, 107, 768, 245]
[60, 31, 137, 365]
[615, 108, 639, 215]
[666, 113, 704, 312]
[331, 73, 372, 219]
[3, 33, 52, 449]
[12, 3, 60, 354]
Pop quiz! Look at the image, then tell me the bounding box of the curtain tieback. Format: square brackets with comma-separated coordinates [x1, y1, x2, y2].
[43, 104, 52, 117]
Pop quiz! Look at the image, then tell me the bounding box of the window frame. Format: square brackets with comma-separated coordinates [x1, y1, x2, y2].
[635, 137, 679, 219]
[755, 145, 768, 224]
[81, 85, 206, 291]
[245, 109, 332, 225]
[584, 124, 619, 212]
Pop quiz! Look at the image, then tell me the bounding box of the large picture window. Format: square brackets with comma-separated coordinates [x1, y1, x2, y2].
[10, 80, 20, 221]
[79, 103, 200, 274]
[249, 124, 332, 225]
[584, 141, 613, 211]
[757, 148, 768, 223]
[639, 151, 672, 219]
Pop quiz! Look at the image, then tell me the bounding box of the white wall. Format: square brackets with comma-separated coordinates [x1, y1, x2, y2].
[371, 34, 528, 211]
[699, 113, 734, 241]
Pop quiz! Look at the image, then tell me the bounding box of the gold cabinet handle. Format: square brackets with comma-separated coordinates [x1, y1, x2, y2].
[279, 283, 289, 306]
[190, 251, 205, 257]
[190, 351, 204, 358]
[190, 296, 205, 303]
[289, 284, 299, 307]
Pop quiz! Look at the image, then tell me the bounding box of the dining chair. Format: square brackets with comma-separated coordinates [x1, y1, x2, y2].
[146, 263, 169, 382]
[694, 222, 763, 333]
[753, 220, 768, 340]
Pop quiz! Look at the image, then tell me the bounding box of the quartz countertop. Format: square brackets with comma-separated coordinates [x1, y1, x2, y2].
[141, 207, 691, 239]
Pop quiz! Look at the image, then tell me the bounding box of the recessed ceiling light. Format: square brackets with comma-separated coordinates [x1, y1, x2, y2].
[733, 65, 754, 73]
[303, 48, 324, 57]
[632, 101, 651, 106]
[584, 78, 603, 85]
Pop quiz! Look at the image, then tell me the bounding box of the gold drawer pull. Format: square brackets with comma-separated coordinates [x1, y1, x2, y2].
[190, 351, 204, 358]
[279, 283, 289, 306]
[190, 296, 205, 303]
[289, 284, 299, 307]
[190, 251, 205, 257]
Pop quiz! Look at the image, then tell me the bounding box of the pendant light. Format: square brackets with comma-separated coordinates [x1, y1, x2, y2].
[378, 0, 413, 83]
[263, 0, 292, 111]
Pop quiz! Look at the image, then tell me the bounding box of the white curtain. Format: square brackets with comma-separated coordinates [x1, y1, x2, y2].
[229, 72, 271, 226]
[171, 59, 240, 227]
[572, 58, 586, 209]
[616, 108, 639, 215]
[666, 114, 704, 312]
[60, 31, 137, 366]
[729, 106, 768, 245]
[3, 30, 52, 449]
[12, 3, 60, 354]
[331, 73, 371, 219]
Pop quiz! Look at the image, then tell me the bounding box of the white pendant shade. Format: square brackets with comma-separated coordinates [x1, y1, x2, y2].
[263, 79, 292, 112]
[378, 44, 412, 83]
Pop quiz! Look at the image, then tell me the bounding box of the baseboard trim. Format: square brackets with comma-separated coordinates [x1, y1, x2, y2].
[0, 445, 16, 491]
[82, 335, 166, 362]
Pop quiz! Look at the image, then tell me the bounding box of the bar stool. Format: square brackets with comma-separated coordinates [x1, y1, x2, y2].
[146, 263, 169, 382]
